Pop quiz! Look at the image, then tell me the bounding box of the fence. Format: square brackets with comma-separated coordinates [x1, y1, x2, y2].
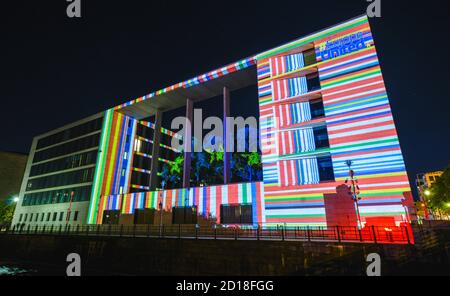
[1, 223, 414, 245]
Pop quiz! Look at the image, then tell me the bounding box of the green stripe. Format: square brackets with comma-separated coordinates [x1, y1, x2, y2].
[330, 138, 399, 152]
[360, 191, 406, 197]
[322, 69, 381, 88]
[87, 109, 113, 224]
[325, 95, 387, 111]
[242, 183, 248, 204]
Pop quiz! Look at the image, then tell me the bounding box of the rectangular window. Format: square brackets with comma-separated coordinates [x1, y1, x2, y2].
[313, 126, 330, 149]
[310, 99, 325, 119]
[172, 207, 197, 224]
[19, 214, 23, 222]
[74, 211, 79, 221]
[29, 213, 33, 222]
[220, 204, 253, 224]
[41, 213, 45, 222]
[317, 156, 335, 182]
[303, 48, 317, 66]
[35, 214, 39, 222]
[59, 212, 64, 221]
[306, 73, 321, 91]
[53, 212, 57, 221]
[102, 210, 120, 225]
[24, 213, 28, 222]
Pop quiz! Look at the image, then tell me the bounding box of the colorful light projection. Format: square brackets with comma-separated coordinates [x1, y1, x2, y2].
[256, 15, 411, 227]
[114, 58, 256, 110]
[103, 182, 265, 225]
[89, 16, 412, 228]
[87, 109, 138, 224]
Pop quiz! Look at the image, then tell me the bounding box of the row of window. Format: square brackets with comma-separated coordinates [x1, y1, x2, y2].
[26, 167, 95, 191]
[22, 186, 92, 206]
[30, 150, 98, 177]
[102, 204, 253, 225]
[36, 117, 103, 150]
[18, 211, 79, 223]
[33, 133, 100, 163]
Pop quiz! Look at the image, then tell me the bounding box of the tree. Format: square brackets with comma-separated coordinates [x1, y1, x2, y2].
[0, 201, 15, 226]
[429, 165, 450, 215]
[160, 155, 184, 189]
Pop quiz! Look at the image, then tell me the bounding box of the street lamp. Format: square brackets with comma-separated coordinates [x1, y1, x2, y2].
[424, 190, 431, 196]
[159, 180, 166, 237]
[13, 196, 19, 203]
[344, 160, 362, 229]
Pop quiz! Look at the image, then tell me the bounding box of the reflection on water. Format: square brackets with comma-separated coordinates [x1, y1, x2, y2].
[0, 265, 36, 276]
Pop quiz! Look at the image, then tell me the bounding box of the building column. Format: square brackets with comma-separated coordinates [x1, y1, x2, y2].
[183, 98, 194, 188]
[150, 109, 162, 191]
[223, 87, 231, 184]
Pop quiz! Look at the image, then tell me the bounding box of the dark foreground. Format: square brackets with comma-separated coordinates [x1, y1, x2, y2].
[0, 223, 449, 276]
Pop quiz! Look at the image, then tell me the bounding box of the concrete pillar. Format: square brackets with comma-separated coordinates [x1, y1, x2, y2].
[150, 109, 162, 190]
[223, 87, 231, 184]
[183, 98, 194, 188]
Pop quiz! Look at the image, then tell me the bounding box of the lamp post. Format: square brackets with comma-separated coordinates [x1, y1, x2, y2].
[66, 191, 75, 226]
[159, 180, 166, 237]
[345, 160, 362, 229]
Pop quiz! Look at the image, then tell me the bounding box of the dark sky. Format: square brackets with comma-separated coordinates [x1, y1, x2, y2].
[1, 0, 449, 191]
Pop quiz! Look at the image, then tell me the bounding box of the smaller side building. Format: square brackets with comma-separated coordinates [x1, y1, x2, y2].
[415, 171, 443, 219]
[0, 151, 28, 204]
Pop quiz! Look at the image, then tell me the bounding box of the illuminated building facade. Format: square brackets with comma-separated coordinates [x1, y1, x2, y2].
[12, 15, 413, 229]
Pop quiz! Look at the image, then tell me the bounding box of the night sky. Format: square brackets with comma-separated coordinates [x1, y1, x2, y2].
[1, 0, 449, 193]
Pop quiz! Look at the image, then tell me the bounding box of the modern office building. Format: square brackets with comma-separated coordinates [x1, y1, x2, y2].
[12, 15, 413, 230]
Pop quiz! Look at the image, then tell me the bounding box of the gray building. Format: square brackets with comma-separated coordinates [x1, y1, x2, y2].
[12, 113, 104, 229]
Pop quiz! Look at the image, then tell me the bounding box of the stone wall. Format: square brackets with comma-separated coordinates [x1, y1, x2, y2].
[1, 233, 448, 276]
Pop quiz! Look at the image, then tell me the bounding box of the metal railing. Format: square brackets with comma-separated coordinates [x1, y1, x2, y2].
[1, 223, 414, 245]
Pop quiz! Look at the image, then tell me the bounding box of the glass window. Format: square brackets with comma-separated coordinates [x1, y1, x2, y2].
[306, 73, 321, 91]
[19, 214, 23, 222]
[303, 48, 317, 67]
[59, 212, 64, 221]
[47, 212, 51, 221]
[220, 204, 253, 224]
[74, 211, 79, 221]
[52, 212, 57, 221]
[310, 99, 325, 119]
[317, 156, 335, 182]
[36, 117, 103, 150]
[313, 126, 330, 149]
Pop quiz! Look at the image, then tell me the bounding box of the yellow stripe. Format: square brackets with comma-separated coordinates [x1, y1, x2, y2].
[104, 113, 122, 195]
[336, 172, 408, 181]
